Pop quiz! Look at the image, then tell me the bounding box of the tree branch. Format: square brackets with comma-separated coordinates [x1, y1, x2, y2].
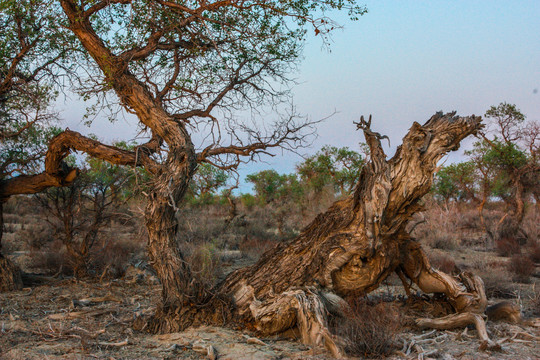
[0, 130, 159, 199]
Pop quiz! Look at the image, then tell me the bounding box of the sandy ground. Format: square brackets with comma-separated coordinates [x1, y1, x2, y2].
[0, 272, 538, 360]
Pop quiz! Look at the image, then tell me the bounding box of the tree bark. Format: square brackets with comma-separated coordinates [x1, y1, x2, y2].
[58, 0, 231, 332]
[0, 201, 23, 291]
[211, 113, 489, 354]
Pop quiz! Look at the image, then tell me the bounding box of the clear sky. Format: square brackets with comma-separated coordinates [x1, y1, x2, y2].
[61, 0, 540, 190]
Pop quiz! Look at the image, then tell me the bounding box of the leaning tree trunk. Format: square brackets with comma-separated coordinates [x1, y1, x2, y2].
[143, 143, 233, 333]
[212, 113, 491, 356]
[0, 201, 23, 291]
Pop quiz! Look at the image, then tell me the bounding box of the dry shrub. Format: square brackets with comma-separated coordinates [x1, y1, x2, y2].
[495, 237, 521, 257]
[487, 260, 507, 269]
[477, 269, 517, 298]
[429, 253, 456, 274]
[527, 241, 540, 263]
[189, 243, 222, 285]
[27, 239, 70, 275]
[332, 299, 402, 358]
[530, 290, 540, 317]
[431, 234, 459, 250]
[521, 209, 539, 244]
[178, 242, 223, 286]
[238, 236, 276, 260]
[20, 223, 55, 250]
[507, 254, 535, 283]
[91, 238, 145, 278]
[458, 211, 483, 231]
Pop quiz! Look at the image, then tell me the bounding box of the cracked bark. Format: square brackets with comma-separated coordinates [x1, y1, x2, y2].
[216, 112, 490, 355]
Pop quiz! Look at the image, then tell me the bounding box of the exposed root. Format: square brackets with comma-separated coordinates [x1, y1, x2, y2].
[250, 287, 344, 358]
[416, 312, 501, 350]
[135, 294, 234, 334]
[399, 241, 497, 349]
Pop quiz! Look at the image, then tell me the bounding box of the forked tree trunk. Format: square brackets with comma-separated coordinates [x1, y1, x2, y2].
[497, 178, 527, 241]
[208, 113, 490, 355]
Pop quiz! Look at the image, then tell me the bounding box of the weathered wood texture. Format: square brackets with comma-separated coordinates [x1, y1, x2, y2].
[222, 113, 483, 303]
[215, 113, 488, 354]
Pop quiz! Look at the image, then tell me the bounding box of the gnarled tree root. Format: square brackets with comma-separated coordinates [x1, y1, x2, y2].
[399, 241, 503, 350]
[250, 287, 344, 358]
[416, 312, 501, 351]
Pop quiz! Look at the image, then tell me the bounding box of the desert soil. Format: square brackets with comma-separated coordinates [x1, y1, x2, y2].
[1, 270, 538, 360]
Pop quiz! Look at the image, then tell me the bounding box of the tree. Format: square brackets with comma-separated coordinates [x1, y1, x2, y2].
[187, 163, 228, 204]
[432, 162, 477, 205]
[297, 145, 366, 196]
[478, 103, 539, 239]
[0, 0, 74, 290]
[0, 0, 368, 332]
[246, 169, 303, 235]
[216, 114, 493, 355]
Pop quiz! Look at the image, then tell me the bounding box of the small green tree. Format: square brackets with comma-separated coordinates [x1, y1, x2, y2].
[246, 169, 303, 235]
[187, 163, 229, 205]
[433, 161, 477, 205]
[297, 145, 365, 196]
[478, 103, 539, 239]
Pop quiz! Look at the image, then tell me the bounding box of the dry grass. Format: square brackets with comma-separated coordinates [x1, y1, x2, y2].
[476, 269, 518, 298]
[428, 252, 457, 274]
[495, 237, 522, 257]
[507, 254, 535, 283]
[527, 241, 540, 263]
[331, 299, 402, 358]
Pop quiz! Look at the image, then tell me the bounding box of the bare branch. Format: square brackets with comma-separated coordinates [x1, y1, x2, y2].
[0, 130, 159, 199]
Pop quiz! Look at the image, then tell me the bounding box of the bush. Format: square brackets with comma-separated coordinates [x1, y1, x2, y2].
[91, 238, 145, 279]
[495, 237, 521, 257]
[238, 236, 276, 261]
[508, 254, 535, 283]
[528, 241, 540, 263]
[429, 253, 456, 273]
[331, 299, 402, 358]
[27, 239, 70, 275]
[423, 232, 458, 250]
[477, 269, 517, 298]
[189, 243, 222, 285]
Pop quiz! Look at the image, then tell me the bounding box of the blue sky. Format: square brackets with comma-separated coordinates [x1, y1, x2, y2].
[62, 1, 540, 190]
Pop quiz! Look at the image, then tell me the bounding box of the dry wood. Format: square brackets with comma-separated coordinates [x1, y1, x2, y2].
[97, 338, 129, 347]
[72, 294, 123, 307]
[192, 340, 217, 360]
[48, 309, 115, 321]
[202, 113, 491, 356]
[0, 256, 22, 292]
[244, 335, 267, 346]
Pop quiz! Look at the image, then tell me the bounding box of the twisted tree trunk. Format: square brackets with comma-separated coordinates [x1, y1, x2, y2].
[213, 113, 489, 355]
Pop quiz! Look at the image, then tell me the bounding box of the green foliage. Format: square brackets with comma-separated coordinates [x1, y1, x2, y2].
[239, 193, 257, 210]
[485, 102, 526, 143]
[0, 0, 73, 180]
[246, 170, 303, 205]
[432, 102, 537, 223]
[0, 124, 61, 178]
[186, 163, 229, 205]
[297, 145, 365, 195]
[433, 162, 476, 202]
[67, 0, 366, 129]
